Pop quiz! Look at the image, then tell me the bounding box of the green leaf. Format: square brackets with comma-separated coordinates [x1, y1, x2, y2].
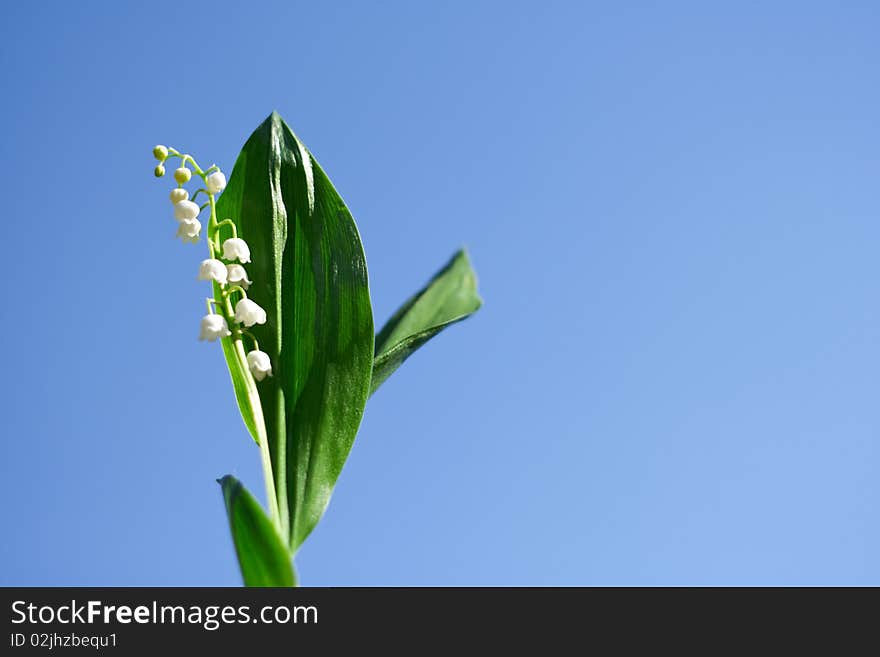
[372, 249, 482, 396]
[218, 475, 295, 587]
[217, 112, 374, 551]
[216, 290, 261, 443]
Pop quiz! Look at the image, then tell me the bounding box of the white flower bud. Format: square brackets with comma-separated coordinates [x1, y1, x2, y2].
[198, 258, 228, 284]
[169, 188, 189, 204]
[173, 200, 200, 221]
[222, 238, 251, 263]
[154, 164, 165, 177]
[206, 171, 227, 194]
[246, 350, 273, 381]
[234, 298, 267, 327]
[153, 145, 168, 161]
[199, 314, 231, 341]
[226, 264, 252, 290]
[174, 167, 192, 184]
[176, 218, 201, 243]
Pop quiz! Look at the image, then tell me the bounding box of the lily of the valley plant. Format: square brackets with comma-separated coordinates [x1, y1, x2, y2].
[152, 113, 481, 585]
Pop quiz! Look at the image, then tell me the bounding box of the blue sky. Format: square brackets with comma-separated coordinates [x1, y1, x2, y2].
[1, 1, 878, 585]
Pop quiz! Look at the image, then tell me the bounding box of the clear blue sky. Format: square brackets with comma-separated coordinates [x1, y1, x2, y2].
[1, 1, 877, 585]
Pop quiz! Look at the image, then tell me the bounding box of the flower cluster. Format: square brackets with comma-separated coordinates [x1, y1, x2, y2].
[152, 144, 273, 382]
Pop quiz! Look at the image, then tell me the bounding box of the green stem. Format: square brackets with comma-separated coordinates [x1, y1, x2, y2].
[207, 191, 281, 534]
[216, 218, 238, 239]
[180, 154, 203, 176]
[223, 284, 248, 300]
[229, 309, 280, 530]
[241, 330, 261, 352]
[166, 149, 207, 177]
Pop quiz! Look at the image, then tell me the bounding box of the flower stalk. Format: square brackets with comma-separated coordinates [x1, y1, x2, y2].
[152, 144, 281, 534]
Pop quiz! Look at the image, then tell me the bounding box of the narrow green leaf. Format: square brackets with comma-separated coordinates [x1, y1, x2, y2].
[216, 289, 260, 443]
[218, 475, 295, 587]
[372, 249, 482, 396]
[217, 112, 374, 551]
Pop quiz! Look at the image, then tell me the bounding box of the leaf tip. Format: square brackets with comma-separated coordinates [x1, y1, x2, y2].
[217, 474, 238, 490]
[258, 111, 287, 137]
[456, 246, 483, 308]
[267, 110, 286, 130]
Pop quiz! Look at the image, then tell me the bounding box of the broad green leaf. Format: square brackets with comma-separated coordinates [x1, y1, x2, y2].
[217, 112, 374, 551]
[372, 249, 482, 396]
[218, 475, 295, 587]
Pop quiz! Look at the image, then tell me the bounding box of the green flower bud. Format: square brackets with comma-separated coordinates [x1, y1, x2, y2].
[154, 164, 166, 177]
[174, 167, 192, 184]
[153, 144, 168, 161]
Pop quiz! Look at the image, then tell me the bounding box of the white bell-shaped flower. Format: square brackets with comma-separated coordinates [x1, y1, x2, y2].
[246, 350, 273, 381]
[176, 218, 201, 243]
[198, 259, 228, 284]
[169, 188, 189, 204]
[174, 199, 200, 221]
[226, 264, 252, 290]
[199, 314, 231, 341]
[222, 238, 251, 263]
[206, 171, 227, 194]
[234, 298, 267, 327]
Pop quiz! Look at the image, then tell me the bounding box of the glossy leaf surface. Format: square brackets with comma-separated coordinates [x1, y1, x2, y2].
[372, 249, 482, 395]
[219, 475, 295, 587]
[217, 113, 374, 550]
